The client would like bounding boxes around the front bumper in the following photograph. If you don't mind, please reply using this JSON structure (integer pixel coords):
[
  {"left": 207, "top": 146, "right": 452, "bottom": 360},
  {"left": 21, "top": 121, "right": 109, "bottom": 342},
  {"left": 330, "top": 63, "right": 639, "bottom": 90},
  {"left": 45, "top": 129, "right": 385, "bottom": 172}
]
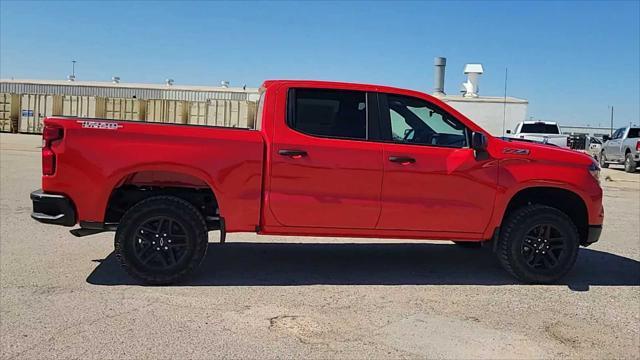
[
  {"left": 583, "top": 225, "right": 602, "bottom": 247},
  {"left": 30, "top": 189, "right": 76, "bottom": 226}
]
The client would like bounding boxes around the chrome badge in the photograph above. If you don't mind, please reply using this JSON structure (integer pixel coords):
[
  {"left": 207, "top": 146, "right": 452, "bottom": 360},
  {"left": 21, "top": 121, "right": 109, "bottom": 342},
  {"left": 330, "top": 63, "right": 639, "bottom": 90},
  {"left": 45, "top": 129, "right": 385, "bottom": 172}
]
[
  {"left": 77, "top": 120, "right": 123, "bottom": 130},
  {"left": 503, "top": 148, "right": 530, "bottom": 155}
]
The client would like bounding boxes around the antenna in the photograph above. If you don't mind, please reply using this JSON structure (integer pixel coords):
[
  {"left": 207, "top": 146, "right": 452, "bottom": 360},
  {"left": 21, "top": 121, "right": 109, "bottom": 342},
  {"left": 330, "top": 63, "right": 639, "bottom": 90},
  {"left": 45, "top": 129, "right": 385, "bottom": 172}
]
[{"left": 502, "top": 67, "right": 508, "bottom": 136}]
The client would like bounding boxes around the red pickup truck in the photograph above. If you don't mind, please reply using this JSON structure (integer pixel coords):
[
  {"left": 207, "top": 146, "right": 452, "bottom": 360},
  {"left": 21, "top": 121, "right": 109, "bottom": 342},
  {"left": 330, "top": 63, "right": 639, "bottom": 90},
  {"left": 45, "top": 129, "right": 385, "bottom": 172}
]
[{"left": 31, "top": 80, "right": 603, "bottom": 285}]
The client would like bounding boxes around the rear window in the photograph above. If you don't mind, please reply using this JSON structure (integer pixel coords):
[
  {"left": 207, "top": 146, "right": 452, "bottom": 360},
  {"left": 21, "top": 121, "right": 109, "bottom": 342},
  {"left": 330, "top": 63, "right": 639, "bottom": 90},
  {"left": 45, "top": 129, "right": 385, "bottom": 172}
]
[
  {"left": 627, "top": 128, "right": 640, "bottom": 138},
  {"left": 520, "top": 123, "right": 560, "bottom": 134}
]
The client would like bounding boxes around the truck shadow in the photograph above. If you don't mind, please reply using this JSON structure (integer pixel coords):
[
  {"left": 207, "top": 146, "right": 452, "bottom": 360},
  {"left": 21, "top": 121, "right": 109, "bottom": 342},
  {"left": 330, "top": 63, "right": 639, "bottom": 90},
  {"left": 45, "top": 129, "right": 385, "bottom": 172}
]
[{"left": 86, "top": 242, "right": 640, "bottom": 290}]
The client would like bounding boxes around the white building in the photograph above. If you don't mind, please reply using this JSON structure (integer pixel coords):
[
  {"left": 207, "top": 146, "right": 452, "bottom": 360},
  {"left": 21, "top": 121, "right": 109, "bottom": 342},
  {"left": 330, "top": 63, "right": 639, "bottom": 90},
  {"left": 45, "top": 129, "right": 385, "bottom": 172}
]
[
  {"left": 440, "top": 95, "right": 528, "bottom": 136},
  {"left": 431, "top": 57, "right": 528, "bottom": 137}
]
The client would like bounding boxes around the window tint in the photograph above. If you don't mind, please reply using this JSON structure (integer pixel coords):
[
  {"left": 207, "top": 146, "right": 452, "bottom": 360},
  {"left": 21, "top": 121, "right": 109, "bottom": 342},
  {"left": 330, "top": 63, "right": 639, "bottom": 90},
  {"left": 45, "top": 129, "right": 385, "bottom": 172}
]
[
  {"left": 520, "top": 123, "right": 560, "bottom": 134},
  {"left": 590, "top": 137, "right": 601, "bottom": 144},
  {"left": 613, "top": 128, "right": 624, "bottom": 139},
  {"left": 288, "top": 89, "right": 367, "bottom": 139},
  {"left": 385, "top": 94, "right": 467, "bottom": 148},
  {"left": 627, "top": 128, "right": 640, "bottom": 138}
]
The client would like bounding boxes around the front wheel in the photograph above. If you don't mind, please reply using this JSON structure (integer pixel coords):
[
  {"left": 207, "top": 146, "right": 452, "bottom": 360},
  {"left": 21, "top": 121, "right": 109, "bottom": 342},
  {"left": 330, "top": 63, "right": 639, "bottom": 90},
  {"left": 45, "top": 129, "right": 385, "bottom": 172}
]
[
  {"left": 599, "top": 151, "right": 609, "bottom": 168},
  {"left": 624, "top": 153, "right": 637, "bottom": 173},
  {"left": 497, "top": 204, "right": 579, "bottom": 284},
  {"left": 115, "top": 196, "right": 209, "bottom": 285}
]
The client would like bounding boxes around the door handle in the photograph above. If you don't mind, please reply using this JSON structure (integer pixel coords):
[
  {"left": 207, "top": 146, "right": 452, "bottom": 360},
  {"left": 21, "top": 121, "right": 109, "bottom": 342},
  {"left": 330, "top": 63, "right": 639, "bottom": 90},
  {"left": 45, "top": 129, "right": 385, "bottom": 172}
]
[
  {"left": 388, "top": 156, "right": 416, "bottom": 164},
  {"left": 279, "top": 149, "right": 308, "bottom": 159}
]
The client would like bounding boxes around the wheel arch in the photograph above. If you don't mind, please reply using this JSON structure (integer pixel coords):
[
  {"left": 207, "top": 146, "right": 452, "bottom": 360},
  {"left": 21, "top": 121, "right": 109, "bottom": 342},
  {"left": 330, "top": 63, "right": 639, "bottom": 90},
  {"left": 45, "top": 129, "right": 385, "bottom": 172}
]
[
  {"left": 102, "top": 164, "right": 224, "bottom": 228},
  {"left": 498, "top": 186, "right": 589, "bottom": 246}
]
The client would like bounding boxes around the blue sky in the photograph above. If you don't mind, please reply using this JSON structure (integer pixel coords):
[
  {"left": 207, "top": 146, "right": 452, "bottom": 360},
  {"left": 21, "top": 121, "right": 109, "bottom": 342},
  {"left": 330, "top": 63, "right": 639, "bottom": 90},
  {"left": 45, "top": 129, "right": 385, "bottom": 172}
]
[{"left": 1, "top": 1, "right": 638, "bottom": 127}]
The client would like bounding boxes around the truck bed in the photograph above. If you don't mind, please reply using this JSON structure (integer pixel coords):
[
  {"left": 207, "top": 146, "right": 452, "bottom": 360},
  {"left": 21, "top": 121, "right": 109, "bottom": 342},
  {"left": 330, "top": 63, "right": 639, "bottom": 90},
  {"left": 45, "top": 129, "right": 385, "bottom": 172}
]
[{"left": 42, "top": 117, "right": 265, "bottom": 232}]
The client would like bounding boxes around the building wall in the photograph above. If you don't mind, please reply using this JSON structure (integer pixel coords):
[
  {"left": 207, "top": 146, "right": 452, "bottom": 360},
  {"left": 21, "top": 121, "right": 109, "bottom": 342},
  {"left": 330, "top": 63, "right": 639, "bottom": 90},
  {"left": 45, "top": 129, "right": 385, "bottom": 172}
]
[
  {"left": 560, "top": 126, "right": 613, "bottom": 139},
  {"left": 442, "top": 99, "right": 528, "bottom": 137},
  {"left": 0, "top": 80, "right": 260, "bottom": 134}
]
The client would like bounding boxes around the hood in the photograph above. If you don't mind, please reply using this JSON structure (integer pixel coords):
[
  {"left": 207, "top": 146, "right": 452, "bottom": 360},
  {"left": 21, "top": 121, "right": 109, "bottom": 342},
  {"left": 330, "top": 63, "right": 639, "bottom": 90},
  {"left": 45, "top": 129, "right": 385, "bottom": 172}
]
[{"left": 495, "top": 137, "right": 595, "bottom": 167}]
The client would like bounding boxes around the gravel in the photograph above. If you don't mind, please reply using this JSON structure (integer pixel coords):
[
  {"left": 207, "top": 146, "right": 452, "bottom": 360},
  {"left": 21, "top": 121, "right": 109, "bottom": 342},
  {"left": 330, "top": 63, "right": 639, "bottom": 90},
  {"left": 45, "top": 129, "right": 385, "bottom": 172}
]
[{"left": 1, "top": 133, "right": 638, "bottom": 359}]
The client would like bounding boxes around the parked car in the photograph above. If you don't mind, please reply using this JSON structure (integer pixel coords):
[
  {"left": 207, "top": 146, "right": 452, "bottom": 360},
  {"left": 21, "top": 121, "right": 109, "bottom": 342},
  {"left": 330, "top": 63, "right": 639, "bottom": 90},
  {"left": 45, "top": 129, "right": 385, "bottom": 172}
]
[
  {"left": 30, "top": 80, "right": 603, "bottom": 285},
  {"left": 509, "top": 121, "right": 570, "bottom": 148},
  {"left": 600, "top": 126, "right": 640, "bottom": 173},
  {"left": 587, "top": 136, "right": 603, "bottom": 160}
]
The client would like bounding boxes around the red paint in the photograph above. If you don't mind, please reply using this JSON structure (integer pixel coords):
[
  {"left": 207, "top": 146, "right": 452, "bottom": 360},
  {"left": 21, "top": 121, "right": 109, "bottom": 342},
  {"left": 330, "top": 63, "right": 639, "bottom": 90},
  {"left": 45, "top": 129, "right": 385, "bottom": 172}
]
[{"left": 40, "top": 80, "right": 603, "bottom": 240}]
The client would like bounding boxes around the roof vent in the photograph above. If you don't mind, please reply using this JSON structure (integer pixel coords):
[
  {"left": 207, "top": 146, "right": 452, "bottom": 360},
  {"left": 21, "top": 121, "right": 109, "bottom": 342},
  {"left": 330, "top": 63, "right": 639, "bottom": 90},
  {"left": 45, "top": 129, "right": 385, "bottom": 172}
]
[
  {"left": 220, "top": 80, "right": 229, "bottom": 88},
  {"left": 461, "top": 63, "right": 484, "bottom": 98},
  {"left": 112, "top": 76, "right": 120, "bottom": 84},
  {"left": 166, "top": 79, "right": 174, "bottom": 86}
]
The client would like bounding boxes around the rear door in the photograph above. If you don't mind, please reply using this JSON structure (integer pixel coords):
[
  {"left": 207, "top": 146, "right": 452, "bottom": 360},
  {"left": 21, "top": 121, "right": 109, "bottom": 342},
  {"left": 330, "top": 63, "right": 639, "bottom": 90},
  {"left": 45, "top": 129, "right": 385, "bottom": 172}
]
[
  {"left": 376, "top": 93, "right": 498, "bottom": 233},
  {"left": 267, "top": 87, "right": 383, "bottom": 229}
]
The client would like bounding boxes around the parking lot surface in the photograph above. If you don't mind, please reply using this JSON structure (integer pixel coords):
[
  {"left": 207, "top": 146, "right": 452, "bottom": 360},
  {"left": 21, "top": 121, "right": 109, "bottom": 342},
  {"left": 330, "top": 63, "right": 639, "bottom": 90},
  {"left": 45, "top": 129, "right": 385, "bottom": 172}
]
[{"left": 1, "top": 133, "right": 639, "bottom": 359}]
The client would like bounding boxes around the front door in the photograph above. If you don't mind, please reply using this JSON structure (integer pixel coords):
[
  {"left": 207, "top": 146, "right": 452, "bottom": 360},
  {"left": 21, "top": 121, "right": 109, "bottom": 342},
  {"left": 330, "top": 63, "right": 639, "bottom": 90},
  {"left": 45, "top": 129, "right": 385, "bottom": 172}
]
[
  {"left": 268, "top": 88, "right": 383, "bottom": 229},
  {"left": 376, "top": 93, "right": 498, "bottom": 233}
]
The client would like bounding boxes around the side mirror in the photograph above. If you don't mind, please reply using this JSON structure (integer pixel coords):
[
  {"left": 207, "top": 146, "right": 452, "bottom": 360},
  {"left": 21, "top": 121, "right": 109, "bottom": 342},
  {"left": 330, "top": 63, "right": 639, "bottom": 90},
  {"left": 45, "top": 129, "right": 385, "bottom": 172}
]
[
  {"left": 506, "top": 130, "right": 512, "bottom": 134},
  {"left": 602, "top": 135, "right": 610, "bottom": 142},
  {"left": 471, "top": 132, "right": 488, "bottom": 151}
]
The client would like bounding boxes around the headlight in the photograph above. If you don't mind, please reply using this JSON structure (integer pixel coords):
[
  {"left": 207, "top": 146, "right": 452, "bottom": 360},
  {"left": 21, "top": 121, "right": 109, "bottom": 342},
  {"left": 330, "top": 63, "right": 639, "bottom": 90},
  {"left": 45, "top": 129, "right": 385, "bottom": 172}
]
[{"left": 588, "top": 161, "right": 600, "bottom": 184}]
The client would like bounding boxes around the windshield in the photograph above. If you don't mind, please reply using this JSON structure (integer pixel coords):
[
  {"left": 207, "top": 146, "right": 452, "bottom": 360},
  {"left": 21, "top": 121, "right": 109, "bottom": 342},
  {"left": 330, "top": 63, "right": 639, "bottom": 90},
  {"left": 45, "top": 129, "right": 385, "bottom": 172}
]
[{"left": 520, "top": 123, "right": 560, "bottom": 134}]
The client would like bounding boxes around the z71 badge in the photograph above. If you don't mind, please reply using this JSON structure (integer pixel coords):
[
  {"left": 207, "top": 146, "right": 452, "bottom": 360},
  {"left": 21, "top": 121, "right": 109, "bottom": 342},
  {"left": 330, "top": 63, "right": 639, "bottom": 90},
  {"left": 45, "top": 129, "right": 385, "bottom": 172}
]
[
  {"left": 77, "top": 120, "right": 122, "bottom": 130},
  {"left": 503, "top": 148, "right": 530, "bottom": 155}
]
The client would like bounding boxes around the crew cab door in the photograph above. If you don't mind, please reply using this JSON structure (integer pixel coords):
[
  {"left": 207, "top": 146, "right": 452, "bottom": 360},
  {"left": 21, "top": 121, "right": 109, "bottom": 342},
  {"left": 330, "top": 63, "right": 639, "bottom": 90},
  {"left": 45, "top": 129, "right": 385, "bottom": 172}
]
[
  {"left": 375, "top": 93, "right": 498, "bottom": 233},
  {"left": 606, "top": 127, "right": 625, "bottom": 160},
  {"left": 267, "top": 87, "right": 383, "bottom": 229}
]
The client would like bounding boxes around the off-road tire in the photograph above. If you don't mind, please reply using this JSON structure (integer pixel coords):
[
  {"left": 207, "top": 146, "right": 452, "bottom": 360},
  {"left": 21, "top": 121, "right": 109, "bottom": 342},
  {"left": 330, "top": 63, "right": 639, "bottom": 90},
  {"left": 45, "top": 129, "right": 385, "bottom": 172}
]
[
  {"left": 115, "top": 196, "right": 208, "bottom": 285},
  {"left": 624, "top": 153, "right": 637, "bottom": 173},
  {"left": 497, "top": 204, "right": 580, "bottom": 284},
  {"left": 599, "top": 151, "right": 609, "bottom": 168}
]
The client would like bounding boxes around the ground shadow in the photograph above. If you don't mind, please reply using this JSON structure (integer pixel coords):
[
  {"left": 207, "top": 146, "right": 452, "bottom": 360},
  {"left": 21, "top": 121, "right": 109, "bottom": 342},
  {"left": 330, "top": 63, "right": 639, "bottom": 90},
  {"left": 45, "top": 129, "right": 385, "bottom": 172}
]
[{"left": 86, "top": 242, "right": 640, "bottom": 289}]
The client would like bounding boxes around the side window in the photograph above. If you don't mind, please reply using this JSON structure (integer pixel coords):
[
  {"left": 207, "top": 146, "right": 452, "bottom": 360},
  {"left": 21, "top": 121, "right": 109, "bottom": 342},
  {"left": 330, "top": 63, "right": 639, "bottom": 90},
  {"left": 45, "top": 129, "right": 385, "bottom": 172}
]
[
  {"left": 384, "top": 94, "right": 468, "bottom": 148},
  {"left": 287, "top": 88, "right": 367, "bottom": 140},
  {"left": 613, "top": 128, "right": 624, "bottom": 140}
]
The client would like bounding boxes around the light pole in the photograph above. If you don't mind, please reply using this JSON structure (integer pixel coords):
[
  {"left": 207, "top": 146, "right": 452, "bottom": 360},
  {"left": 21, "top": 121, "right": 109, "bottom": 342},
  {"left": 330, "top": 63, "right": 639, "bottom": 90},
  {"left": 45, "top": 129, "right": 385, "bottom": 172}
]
[
  {"left": 609, "top": 106, "right": 614, "bottom": 136},
  {"left": 72, "top": 60, "right": 76, "bottom": 77}
]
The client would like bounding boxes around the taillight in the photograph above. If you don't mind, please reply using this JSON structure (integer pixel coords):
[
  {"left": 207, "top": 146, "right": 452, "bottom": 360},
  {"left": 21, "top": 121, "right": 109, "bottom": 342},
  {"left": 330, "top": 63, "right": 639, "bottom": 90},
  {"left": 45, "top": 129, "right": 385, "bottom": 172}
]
[
  {"left": 42, "top": 125, "right": 63, "bottom": 175},
  {"left": 42, "top": 148, "right": 55, "bottom": 175},
  {"left": 42, "top": 126, "right": 63, "bottom": 147},
  {"left": 636, "top": 140, "right": 640, "bottom": 152}
]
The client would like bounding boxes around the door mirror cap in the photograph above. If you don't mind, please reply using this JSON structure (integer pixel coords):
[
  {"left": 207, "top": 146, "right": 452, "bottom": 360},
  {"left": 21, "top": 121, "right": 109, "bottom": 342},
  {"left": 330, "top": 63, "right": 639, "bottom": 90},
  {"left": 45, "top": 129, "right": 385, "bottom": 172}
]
[
  {"left": 471, "top": 132, "right": 488, "bottom": 151},
  {"left": 602, "top": 135, "right": 611, "bottom": 142},
  {"left": 505, "top": 129, "right": 512, "bottom": 134}
]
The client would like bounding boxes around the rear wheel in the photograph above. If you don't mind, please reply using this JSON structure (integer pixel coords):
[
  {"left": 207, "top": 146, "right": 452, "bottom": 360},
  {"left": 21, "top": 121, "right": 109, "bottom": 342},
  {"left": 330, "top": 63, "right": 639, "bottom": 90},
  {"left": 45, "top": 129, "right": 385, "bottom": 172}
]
[
  {"left": 115, "top": 196, "right": 208, "bottom": 285},
  {"left": 599, "top": 151, "right": 609, "bottom": 168},
  {"left": 624, "top": 153, "right": 637, "bottom": 173},
  {"left": 497, "top": 204, "right": 579, "bottom": 284}
]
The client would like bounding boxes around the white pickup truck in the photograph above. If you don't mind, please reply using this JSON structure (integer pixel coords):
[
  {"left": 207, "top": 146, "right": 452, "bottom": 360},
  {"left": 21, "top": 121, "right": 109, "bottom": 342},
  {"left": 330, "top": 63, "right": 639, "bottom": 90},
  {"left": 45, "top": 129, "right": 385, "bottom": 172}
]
[{"left": 509, "top": 121, "right": 569, "bottom": 148}]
